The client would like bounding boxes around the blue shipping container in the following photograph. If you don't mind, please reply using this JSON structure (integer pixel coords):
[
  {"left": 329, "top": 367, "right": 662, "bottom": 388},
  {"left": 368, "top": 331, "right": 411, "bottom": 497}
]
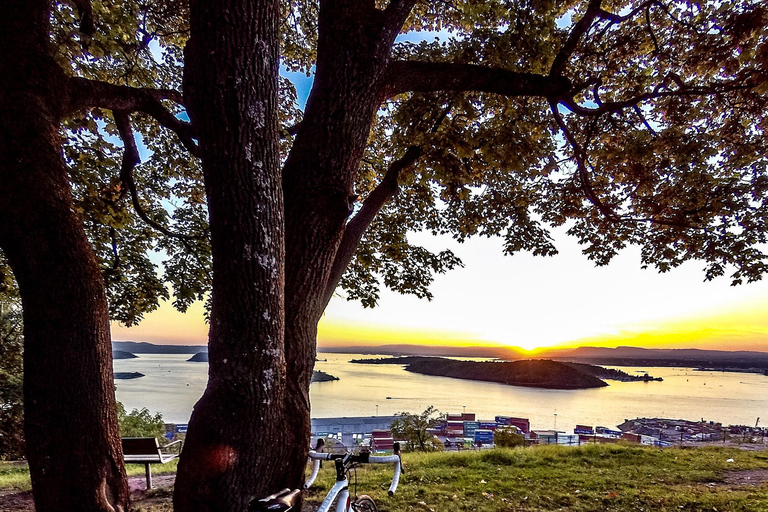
[{"left": 474, "top": 429, "right": 495, "bottom": 443}]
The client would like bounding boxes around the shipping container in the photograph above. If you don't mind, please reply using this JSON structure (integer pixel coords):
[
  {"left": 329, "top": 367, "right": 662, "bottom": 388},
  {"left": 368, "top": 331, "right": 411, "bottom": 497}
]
[
  {"left": 447, "top": 413, "right": 476, "bottom": 422},
  {"left": 494, "top": 417, "right": 531, "bottom": 433},
  {"left": 474, "top": 429, "right": 495, "bottom": 443}
]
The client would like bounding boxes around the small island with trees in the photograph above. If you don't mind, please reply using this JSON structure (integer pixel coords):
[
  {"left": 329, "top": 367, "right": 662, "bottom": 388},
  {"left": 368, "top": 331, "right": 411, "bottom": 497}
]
[
  {"left": 351, "top": 357, "right": 661, "bottom": 389},
  {"left": 112, "top": 350, "right": 138, "bottom": 359},
  {"left": 311, "top": 370, "right": 340, "bottom": 383},
  {"left": 113, "top": 372, "right": 144, "bottom": 380}
]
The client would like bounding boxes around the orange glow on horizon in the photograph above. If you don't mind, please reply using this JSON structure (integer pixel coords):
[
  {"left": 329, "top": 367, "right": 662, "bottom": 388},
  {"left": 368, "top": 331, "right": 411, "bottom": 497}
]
[
  {"left": 112, "top": 292, "right": 768, "bottom": 353},
  {"left": 316, "top": 317, "right": 498, "bottom": 348},
  {"left": 111, "top": 299, "right": 209, "bottom": 345}
]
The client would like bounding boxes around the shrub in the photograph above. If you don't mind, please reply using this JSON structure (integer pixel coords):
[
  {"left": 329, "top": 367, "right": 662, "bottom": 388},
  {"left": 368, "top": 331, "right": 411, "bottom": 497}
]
[
  {"left": 494, "top": 428, "right": 525, "bottom": 448},
  {"left": 0, "top": 309, "right": 24, "bottom": 460},
  {"left": 117, "top": 403, "right": 165, "bottom": 442}
]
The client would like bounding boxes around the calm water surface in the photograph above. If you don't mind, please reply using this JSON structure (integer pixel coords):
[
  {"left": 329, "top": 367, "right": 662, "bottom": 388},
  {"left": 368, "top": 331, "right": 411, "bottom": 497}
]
[{"left": 114, "top": 353, "right": 768, "bottom": 431}]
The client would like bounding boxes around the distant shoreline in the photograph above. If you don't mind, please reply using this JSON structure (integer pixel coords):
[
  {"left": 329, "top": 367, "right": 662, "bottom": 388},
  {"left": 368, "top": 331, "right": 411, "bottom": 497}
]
[{"left": 112, "top": 341, "right": 768, "bottom": 377}]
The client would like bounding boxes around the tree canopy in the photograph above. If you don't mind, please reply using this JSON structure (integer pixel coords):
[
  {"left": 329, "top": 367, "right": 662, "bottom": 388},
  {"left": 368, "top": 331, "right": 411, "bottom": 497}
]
[
  {"left": 391, "top": 406, "right": 446, "bottom": 452},
  {"left": 5, "top": 0, "right": 763, "bottom": 321}
]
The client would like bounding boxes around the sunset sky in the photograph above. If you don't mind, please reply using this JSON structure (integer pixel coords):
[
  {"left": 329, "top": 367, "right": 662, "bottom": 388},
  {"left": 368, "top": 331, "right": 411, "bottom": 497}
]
[{"left": 111, "top": 224, "right": 768, "bottom": 352}]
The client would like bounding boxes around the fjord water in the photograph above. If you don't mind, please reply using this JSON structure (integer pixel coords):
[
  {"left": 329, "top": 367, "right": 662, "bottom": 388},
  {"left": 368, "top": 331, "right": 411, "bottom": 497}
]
[{"left": 113, "top": 353, "right": 768, "bottom": 431}]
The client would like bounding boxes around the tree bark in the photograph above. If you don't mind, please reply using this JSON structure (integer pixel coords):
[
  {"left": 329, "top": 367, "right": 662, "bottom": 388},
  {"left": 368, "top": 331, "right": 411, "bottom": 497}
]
[
  {"left": 279, "top": 2, "right": 406, "bottom": 488},
  {"left": 0, "top": 1, "right": 129, "bottom": 511},
  {"left": 173, "top": 0, "right": 287, "bottom": 510}
]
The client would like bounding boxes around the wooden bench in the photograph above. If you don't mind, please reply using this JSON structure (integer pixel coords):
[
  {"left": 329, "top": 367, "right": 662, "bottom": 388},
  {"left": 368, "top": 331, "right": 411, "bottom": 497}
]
[{"left": 122, "top": 437, "right": 183, "bottom": 489}]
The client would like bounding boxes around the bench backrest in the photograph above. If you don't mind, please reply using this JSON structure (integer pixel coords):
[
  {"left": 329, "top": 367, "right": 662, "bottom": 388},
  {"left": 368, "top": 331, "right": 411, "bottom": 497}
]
[{"left": 122, "top": 437, "right": 161, "bottom": 456}]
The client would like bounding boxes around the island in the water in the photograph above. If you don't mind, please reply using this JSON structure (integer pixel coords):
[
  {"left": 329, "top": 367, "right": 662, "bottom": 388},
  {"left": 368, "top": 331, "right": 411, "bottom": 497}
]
[
  {"left": 187, "top": 352, "right": 339, "bottom": 382},
  {"left": 188, "top": 352, "right": 209, "bottom": 362},
  {"left": 113, "top": 350, "right": 138, "bottom": 359},
  {"left": 113, "top": 341, "right": 207, "bottom": 354},
  {"left": 351, "top": 357, "right": 661, "bottom": 389},
  {"left": 114, "top": 372, "right": 144, "bottom": 379},
  {"left": 311, "top": 370, "right": 339, "bottom": 382}
]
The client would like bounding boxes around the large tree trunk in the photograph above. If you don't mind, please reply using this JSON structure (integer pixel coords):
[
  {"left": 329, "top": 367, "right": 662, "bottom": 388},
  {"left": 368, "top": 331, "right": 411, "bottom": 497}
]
[
  {"left": 279, "top": 3, "right": 404, "bottom": 483},
  {"left": 173, "top": 0, "right": 287, "bottom": 510},
  {"left": 0, "top": 2, "right": 129, "bottom": 511}
]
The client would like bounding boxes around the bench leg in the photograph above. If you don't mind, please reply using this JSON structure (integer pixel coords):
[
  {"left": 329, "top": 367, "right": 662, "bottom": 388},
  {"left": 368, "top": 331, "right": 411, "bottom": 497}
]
[{"left": 145, "top": 463, "right": 153, "bottom": 490}]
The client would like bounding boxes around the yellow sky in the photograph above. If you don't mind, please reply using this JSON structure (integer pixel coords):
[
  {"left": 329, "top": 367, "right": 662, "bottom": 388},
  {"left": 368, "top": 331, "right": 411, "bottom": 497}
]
[
  {"left": 110, "top": 294, "right": 768, "bottom": 352},
  {"left": 111, "top": 228, "right": 768, "bottom": 353}
]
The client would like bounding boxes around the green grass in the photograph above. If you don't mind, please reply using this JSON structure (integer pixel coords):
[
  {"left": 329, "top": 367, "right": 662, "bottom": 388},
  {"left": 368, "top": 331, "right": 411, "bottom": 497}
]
[
  {"left": 304, "top": 444, "right": 768, "bottom": 511},
  {"left": 0, "top": 461, "right": 32, "bottom": 492},
  {"left": 0, "top": 459, "right": 179, "bottom": 493},
  {"left": 3, "top": 445, "right": 768, "bottom": 511}
]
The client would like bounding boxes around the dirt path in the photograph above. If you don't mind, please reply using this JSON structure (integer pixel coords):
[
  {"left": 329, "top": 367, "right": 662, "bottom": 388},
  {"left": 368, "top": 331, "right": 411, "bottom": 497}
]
[
  {"left": 721, "top": 469, "right": 768, "bottom": 488},
  {"left": 0, "top": 474, "right": 177, "bottom": 511}
]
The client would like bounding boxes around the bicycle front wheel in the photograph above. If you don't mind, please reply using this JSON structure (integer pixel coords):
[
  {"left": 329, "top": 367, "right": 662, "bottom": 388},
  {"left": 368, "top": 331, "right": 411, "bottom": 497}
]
[{"left": 351, "top": 495, "right": 377, "bottom": 512}]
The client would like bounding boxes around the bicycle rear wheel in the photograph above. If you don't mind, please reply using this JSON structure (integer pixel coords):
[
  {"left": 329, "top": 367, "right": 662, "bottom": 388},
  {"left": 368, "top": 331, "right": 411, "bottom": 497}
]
[{"left": 351, "top": 495, "right": 377, "bottom": 512}]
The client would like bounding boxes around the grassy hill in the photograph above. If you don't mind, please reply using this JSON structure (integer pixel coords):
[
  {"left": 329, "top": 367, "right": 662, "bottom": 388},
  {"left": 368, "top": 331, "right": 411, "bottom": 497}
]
[
  {"left": 3, "top": 445, "right": 768, "bottom": 511},
  {"left": 304, "top": 444, "right": 768, "bottom": 512}
]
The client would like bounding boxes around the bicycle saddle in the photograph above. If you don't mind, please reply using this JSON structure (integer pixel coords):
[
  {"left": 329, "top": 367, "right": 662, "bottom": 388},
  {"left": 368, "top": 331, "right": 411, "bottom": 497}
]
[{"left": 248, "top": 488, "right": 301, "bottom": 512}]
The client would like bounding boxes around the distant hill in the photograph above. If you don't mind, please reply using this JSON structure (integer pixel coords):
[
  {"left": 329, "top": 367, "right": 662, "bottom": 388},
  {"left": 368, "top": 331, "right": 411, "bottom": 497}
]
[
  {"left": 319, "top": 344, "right": 525, "bottom": 359},
  {"left": 113, "top": 350, "right": 137, "bottom": 359},
  {"left": 322, "top": 343, "right": 768, "bottom": 372},
  {"left": 113, "top": 341, "right": 207, "bottom": 354},
  {"left": 543, "top": 346, "right": 768, "bottom": 372}
]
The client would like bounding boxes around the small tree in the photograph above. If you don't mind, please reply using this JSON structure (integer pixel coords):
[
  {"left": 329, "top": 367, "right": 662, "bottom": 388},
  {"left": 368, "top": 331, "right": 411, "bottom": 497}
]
[
  {"left": 0, "top": 308, "right": 23, "bottom": 460},
  {"left": 494, "top": 428, "right": 525, "bottom": 448},
  {"left": 390, "top": 406, "right": 445, "bottom": 452},
  {"left": 117, "top": 403, "right": 165, "bottom": 441}
]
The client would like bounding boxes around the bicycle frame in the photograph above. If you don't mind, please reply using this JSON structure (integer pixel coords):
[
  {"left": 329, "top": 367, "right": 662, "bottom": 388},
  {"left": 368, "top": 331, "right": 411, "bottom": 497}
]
[{"left": 305, "top": 451, "right": 401, "bottom": 512}]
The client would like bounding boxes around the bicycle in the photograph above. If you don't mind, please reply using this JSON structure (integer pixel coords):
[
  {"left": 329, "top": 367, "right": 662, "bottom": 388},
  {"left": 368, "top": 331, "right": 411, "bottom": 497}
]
[{"left": 250, "top": 443, "right": 402, "bottom": 512}]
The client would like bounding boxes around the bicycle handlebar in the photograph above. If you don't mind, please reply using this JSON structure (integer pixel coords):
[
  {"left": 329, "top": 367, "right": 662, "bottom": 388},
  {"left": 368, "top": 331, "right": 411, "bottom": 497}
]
[
  {"left": 371, "top": 455, "right": 401, "bottom": 495},
  {"left": 304, "top": 451, "right": 401, "bottom": 495},
  {"left": 303, "top": 458, "right": 321, "bottom": 488}
]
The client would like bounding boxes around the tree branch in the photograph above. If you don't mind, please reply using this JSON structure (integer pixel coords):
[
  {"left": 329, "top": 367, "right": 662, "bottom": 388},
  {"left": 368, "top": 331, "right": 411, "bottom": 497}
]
[
  {"left": 281, "top": 121, "right": 302, "bottom": 138},
  {"left": 549, "top": 102, "right": 703, "bottom": 230},
  {"left": 560, "top": 73, "right": 760, "bottom": 118},
  {"left": 382, "top": 0, "right": 418, "bottom": 37},
  {"left": 632, "top": 104, "right": 658, "bottom": 136},
  {"left": 383, "top": 61, "right": 571, "bottom": 100},
  {"left": 70, "top": 0, "right": 95, "bottom": 36},
  {"left": 321, "top": 145, "right": 423, "bottom": 309},
  {"left": 68, "top": 77, "right": 200, "bottom": 157},
  {"left": 113, "top": 111, "right": 200, "bottom": 243},
  {"left": 548, "top": 100, "right": 620, "bottom": 222},
  {"left": 550, "top": 0, "right": 603, "bottom": 77},
  {"left": 68, "top": 76, "right": 183, "bottom": 110},
  {"left": 645, "top": 5, "right": 663, "bottom": 56},
  {"left": 105, "top": 227, "right": 120, "bottom": 275},
  {"left": 595, "top": 1, "right": 655, "bottom": 25}
]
